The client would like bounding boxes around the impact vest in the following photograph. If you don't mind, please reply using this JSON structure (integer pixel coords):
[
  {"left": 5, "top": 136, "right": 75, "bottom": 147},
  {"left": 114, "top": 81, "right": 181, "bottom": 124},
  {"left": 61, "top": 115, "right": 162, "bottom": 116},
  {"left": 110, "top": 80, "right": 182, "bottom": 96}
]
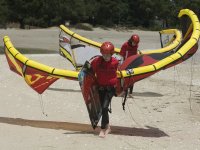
[
  {"left": 119, "top": 42, "right": 138, "bottom": 60},
  {"left": 91, "top": 56, "right": 118, "bottom": 87}
]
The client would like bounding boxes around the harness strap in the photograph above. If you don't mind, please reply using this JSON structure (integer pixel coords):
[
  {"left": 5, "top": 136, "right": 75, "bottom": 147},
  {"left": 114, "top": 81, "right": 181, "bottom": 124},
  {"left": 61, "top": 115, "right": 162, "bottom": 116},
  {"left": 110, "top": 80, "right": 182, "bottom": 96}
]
[
  {"left": 108, "top": 102, "right": 112, "bottom": 113},
  {"left": 122, "top": 89, "right": 128, "bottom": 111}
]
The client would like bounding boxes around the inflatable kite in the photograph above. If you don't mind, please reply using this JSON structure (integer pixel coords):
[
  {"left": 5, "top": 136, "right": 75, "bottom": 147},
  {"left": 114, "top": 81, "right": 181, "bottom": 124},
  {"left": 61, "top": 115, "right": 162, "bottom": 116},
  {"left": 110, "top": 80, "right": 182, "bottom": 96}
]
[{"left": 3, "top": 9, "right": 200, "bottom": 96}]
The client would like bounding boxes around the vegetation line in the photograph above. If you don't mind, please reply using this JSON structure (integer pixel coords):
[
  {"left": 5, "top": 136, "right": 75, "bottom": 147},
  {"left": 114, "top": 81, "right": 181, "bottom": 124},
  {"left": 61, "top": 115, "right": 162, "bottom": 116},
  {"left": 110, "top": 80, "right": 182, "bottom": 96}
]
[{"left": 0, "top": 46, "right": 58, "bottom": 54}]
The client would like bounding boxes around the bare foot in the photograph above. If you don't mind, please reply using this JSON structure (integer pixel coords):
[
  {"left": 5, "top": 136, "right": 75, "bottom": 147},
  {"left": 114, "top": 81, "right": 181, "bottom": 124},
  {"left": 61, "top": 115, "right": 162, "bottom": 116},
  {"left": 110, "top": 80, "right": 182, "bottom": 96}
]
[
  {"left": 99, "top": 129, "right": 105, "bottom": 138},
  {"left": 104, "top": 126, "right": 111, "bottom": 136}
]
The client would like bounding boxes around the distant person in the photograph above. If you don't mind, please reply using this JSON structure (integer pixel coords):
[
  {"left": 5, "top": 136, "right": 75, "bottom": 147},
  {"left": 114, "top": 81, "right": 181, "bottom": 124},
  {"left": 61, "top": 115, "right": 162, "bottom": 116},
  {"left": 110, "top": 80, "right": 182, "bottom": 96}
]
[
  {"left": 91, "top": 41, "right": 119, "bottom": 138},
  {"left": 119, "top": 34, "right": 140, "bottom": 94}
]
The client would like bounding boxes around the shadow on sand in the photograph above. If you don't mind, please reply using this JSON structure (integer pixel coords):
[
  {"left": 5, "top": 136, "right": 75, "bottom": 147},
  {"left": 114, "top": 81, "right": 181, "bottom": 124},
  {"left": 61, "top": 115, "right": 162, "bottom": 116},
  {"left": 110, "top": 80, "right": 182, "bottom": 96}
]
[
  {"left": 0, "top": 117, "right": 168, "bottom": 137},
  {"left": 47, "top": 87, "right": 81, "bottom": 93},
  {"left": 47, "top": 87, "right": 163, "bottom": 97}
]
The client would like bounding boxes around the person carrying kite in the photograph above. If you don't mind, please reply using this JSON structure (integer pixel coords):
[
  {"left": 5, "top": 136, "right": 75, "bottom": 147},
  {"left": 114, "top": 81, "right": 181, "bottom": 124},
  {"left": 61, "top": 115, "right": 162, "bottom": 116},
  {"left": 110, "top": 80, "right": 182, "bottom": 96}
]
[
  {"left": 91, "top": 41, "right": 119, "bottom": 138},
  {"left": 119, "top": 34, "right": 140, "bottom": 94}
]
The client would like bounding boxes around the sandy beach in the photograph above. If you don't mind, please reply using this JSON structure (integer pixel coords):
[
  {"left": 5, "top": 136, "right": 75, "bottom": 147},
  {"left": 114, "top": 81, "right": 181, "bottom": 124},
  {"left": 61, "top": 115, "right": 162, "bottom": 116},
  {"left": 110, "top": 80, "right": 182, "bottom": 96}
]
[{"left": 0, "top": 27, "right": 200, "bottom": 150}]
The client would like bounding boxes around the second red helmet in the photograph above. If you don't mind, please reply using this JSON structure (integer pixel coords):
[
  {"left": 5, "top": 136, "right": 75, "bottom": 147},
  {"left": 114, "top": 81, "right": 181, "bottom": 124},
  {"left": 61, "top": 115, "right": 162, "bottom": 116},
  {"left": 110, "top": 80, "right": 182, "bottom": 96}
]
[
  {"left": 100, "top": 42, "right": 115, "bottom": 55},
  {"left": 130, "top": 34, "right": 140, "bottom": 44}
]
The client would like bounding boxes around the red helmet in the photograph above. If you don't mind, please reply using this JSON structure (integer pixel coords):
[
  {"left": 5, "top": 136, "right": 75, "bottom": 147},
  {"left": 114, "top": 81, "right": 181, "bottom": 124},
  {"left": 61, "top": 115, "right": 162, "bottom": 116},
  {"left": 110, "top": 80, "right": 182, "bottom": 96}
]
[
  {"left": 100, "top": 42, "right": 114, "bottom": 55},
  {"left": 130, "top": 34, "right": 140, "bottom": 44}
]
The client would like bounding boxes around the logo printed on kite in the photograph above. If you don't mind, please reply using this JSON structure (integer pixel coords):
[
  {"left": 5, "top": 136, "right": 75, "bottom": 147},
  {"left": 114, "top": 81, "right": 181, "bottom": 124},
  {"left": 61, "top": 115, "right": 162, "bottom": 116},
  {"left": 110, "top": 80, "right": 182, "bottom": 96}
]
[{"left": 126, "top": 69, "right": 134, "bottom": 75}]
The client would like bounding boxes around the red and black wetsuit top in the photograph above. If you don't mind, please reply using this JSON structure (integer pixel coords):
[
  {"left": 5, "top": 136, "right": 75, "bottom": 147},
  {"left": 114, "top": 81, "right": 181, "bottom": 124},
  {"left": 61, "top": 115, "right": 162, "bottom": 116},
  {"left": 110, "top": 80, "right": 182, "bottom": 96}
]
[
  {"left": 119, "top": 42, "right": 138, "bottom": 60},
  {"left": 91, "top": 56, "right": 119, "bottom": 87}
]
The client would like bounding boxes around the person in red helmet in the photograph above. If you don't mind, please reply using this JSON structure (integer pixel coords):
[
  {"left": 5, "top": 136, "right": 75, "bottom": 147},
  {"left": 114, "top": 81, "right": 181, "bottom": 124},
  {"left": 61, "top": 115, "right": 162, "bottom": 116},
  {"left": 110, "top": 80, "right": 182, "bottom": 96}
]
[
  {"left": 120, "top": 34, "right": 140, "bottom": 60},
  {"left": 119, "top": 34, "right": 140, "bottom": 94},
  {"left": 90, "top": 41, "right": 119, "bottom": 138}
]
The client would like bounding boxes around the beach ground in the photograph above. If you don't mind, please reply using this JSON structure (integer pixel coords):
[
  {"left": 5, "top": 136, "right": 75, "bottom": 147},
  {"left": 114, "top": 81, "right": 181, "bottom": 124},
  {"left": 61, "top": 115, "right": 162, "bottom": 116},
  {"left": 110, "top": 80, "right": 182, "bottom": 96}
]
[{"left": 0, "top": 27, "right": 200, "bottom": 150}]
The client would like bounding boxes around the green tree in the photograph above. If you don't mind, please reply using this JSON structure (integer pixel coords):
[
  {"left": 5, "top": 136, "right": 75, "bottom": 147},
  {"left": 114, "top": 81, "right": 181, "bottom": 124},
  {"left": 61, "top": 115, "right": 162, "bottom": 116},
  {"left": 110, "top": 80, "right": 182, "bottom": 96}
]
[
  {"left": 5, "top": 0, "right": 31, "bottom": 28},
  {"left": 0, "top": 0, "right": 8, "bottom": 28},
  {"left": 153, "top": 0, "right": 175, "bottom": 28},
  {"left": 1, "top": 0, "right": 199, "bottom": 29}
]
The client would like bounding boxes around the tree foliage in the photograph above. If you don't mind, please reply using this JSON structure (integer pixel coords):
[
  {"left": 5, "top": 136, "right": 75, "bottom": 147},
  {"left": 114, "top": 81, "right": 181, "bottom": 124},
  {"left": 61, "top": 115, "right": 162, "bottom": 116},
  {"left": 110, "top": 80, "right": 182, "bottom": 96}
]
[{"left": 0, "top": 0, "right": 199, "bottom": 29}]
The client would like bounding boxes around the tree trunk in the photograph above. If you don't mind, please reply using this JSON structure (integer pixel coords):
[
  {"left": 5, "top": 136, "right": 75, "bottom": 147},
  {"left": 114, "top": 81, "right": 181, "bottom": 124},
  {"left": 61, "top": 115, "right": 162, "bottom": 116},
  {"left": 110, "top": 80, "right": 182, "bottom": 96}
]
[{"left": 19, "top": 19, "right": 25, "bottom": 29}]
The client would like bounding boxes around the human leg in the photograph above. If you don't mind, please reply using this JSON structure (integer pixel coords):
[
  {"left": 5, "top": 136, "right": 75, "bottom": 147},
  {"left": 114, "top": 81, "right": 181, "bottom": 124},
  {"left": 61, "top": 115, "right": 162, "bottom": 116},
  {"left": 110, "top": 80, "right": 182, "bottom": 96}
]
[
  {"left": 98, "top": 88, "right": 114, "bottom": 137},
  {"left": 129, "top": 85, "right": 134, "bottom": 94},
  {"left": 104, "top": 124, "right": 111, "bottom": 136},
  {"left": 101, "top": 93, "right": 110, "bottom": 129}
]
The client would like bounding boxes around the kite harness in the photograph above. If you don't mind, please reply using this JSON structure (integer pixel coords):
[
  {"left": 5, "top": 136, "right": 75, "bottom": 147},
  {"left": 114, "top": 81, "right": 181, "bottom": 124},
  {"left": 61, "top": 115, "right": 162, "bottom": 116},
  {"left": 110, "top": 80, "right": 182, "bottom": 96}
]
[{"left": 122, "top": 89, "right": 128, "bottom": 111}]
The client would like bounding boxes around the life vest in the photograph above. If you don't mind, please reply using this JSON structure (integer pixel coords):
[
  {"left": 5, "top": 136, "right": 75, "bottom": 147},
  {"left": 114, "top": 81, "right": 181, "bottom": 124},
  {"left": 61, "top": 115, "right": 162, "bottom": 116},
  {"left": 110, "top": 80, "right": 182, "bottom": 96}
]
[
  {"left": 119, "top": 42, "right": 138, "bottom": 60},
  {"left": 91, "top": 56, "right": 118, "bottom": 87}
]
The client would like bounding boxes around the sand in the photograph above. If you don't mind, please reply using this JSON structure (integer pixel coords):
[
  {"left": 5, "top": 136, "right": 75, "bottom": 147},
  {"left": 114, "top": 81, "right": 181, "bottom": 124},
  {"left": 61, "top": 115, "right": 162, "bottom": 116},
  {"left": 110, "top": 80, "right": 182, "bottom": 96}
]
[{"left": 0, "top": 27, "right": 200, "bottom": 150}]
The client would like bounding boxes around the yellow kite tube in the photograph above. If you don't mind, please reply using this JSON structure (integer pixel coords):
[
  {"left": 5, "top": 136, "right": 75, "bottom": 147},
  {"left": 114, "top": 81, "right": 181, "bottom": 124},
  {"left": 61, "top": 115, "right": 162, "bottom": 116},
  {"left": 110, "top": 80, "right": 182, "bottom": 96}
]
[
  {"left": 120, "top": 9, "right": 200, "bottom": 78},
  {"left": 3, "top": 36, "right": 79, "bottom": 80},
  {"left": 141, "top": 29, "right": 182, "bottom": 54},
  {"left": 60, "top": 26, "right": 181, "bottom": 54},
  {"left": 3, "top": 9, "right": 199, "bottom": 80}
]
